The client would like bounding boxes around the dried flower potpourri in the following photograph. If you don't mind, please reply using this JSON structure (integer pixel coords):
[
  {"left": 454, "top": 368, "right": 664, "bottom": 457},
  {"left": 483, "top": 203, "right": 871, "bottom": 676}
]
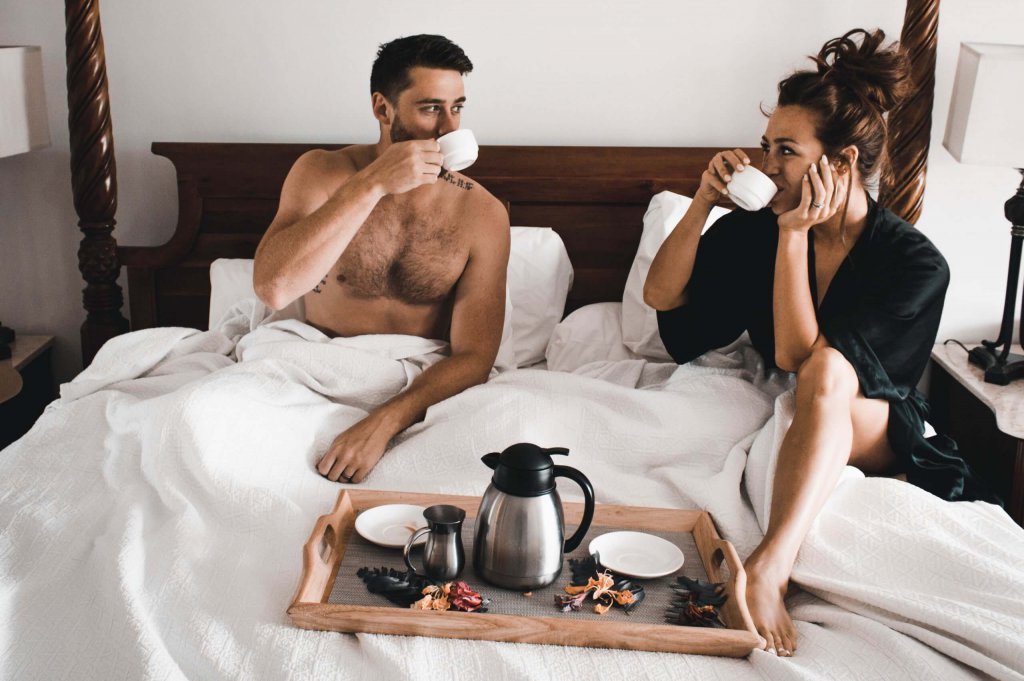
[
  {"left": 665, "top": 575, "right": 728, "bottom": 628},
  {"left": 573, "top": 554, "right": 646, "bottom": 614},
  {"left": 356, "top": 566, "right": 434, "bottom": 607},
  {"left": 413, "top": 581, "right": 485, "bottom": 612},
  {"left": 356, "top": 567, "right": 488, "bottom": 612},
  {"left": 554, "top": 555, "right": 645, "bottom": 615}
]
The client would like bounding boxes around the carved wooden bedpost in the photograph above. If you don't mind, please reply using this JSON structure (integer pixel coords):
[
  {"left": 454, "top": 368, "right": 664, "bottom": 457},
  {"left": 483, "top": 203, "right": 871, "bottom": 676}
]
[
  {"left": 65, "top": 0, "right": 129, "bottom": 366},
  {"left": 880, "top": 0, "right": 940, "bottom": 224}
]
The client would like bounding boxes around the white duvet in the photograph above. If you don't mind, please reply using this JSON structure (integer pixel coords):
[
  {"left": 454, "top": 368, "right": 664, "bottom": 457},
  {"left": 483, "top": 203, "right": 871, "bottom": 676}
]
[{"left": 1, "top": 302, "right": 1022, "bottom": 681}]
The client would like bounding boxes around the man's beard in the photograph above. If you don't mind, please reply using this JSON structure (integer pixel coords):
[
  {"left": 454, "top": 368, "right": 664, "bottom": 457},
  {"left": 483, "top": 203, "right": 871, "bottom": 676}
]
[{"left": 389, "top": 113, "right": 418, "bottom": 143}]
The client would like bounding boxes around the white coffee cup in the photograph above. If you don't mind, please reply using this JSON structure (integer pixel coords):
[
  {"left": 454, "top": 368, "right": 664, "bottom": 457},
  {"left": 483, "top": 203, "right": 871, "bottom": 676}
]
[
  {"left": 726, "top": 166, "right": 778, "bottom": 211},
  {"left": 437, "top": 129, "right": 478, "bottom": 172}
]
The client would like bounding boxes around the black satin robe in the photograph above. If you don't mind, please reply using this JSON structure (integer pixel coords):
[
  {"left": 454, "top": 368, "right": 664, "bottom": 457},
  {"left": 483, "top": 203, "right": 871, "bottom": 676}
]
[{"left": 657, "top": 200, "right": 997, "bottom": 503}]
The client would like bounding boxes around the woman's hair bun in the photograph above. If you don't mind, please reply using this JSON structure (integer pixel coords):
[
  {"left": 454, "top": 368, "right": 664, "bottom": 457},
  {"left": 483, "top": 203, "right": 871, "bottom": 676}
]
[{"left": 814, "top": 28, "right": 913, "bottom": 114}]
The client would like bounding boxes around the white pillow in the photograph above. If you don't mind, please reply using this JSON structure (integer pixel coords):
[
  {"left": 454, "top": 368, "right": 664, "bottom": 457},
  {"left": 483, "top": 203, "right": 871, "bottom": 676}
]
[
  {"left": 209, "top": 258, "right": 257, "bottom": 329},
  {"left": 207, "top": 258, "right": 304, "bottom": 326},
  {"left": 508, "top": 227, "right": 574, "bottom": 367},
  {"left": 621, "top": 191, "right": 731, "bottom": 360},
  {"left": 495, "top": 288, "right": 516, "bottom": 371},
  {"left": 545, "top": 302, "right": 636, "bottom": 373}
]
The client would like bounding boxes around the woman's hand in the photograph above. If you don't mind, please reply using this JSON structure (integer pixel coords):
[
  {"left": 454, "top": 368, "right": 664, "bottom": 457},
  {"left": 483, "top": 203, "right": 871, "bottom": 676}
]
[
  {"left": 778, "top": 155, "right": 848, "bottom": 233},
  {"left": 697, "top": 149, "right": 752, "bottom": 204}
]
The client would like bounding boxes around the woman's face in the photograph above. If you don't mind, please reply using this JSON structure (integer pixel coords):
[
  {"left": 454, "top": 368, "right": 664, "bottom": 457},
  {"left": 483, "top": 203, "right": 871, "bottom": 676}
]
[{"left": 760, "top": 105, "right": 829, "bottom": 215}]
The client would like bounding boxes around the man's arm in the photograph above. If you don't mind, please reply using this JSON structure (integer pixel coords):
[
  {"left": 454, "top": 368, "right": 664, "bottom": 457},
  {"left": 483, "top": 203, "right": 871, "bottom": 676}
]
[
  {"left": 317, "top": 199, "right": 511, "bottom": 483},
  {"left": 253, "top": 142, "right": 444, "bottom": 310}
]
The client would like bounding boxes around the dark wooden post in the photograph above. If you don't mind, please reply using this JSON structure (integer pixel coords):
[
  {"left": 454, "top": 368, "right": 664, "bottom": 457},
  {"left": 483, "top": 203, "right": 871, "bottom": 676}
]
[
  {"left": 65, "top": 0, "right": 129, "bottom": 366},
  {"left": 880, "top": 0, "right": 940, "bottom": 225}
]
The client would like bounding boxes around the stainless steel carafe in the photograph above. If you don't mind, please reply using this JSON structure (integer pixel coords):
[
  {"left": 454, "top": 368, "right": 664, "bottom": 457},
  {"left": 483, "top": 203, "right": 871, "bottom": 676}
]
[{"left": 473, "top": 443, "right": 595, "bottom": 590}]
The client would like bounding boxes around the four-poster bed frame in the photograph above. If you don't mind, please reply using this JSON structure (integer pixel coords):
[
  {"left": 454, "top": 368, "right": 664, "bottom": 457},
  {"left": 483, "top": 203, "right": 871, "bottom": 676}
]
[{"left": 62, "top": 0, "right": 940, "bottom": 365}]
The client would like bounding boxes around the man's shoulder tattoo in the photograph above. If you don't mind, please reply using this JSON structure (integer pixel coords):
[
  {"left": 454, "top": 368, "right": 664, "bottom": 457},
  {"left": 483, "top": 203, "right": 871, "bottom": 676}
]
[{"left": 439, "top": 170, "right": 474, "bottom": 191}]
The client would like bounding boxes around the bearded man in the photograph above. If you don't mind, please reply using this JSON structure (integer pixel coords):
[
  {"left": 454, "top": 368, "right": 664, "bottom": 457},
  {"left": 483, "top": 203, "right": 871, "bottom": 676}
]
[{"left": 254, "top": 35, "right": 510, "bottom": 483}]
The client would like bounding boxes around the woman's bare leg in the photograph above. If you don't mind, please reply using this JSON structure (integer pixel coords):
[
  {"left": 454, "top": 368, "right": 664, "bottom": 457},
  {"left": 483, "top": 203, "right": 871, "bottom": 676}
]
[{"left": 745, "top": 345, "right": 893, "bottom": 656}]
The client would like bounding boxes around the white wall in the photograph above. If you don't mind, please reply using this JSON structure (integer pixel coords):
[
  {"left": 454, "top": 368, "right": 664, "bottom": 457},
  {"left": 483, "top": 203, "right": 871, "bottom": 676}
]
[{"left": 2, "top": 1, "right": 1022, "bottom": 382}]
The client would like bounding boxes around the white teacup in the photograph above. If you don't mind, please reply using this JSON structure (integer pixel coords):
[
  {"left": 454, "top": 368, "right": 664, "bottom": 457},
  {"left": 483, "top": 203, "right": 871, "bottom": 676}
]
[
  {"left": 726, "top": 166, "right": 778, "bottom": 212},
  {"left": 437, "top": 129, "right": 478, "bottom": 172}
]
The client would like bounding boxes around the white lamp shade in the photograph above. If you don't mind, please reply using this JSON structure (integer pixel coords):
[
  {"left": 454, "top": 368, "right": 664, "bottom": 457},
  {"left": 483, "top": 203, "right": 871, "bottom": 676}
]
[
  {"left": 0, "top": 46, "right": 50, "bottom": 158},
  {"left": 943, "top": 43, "right": 1024, "bottom": 167}
]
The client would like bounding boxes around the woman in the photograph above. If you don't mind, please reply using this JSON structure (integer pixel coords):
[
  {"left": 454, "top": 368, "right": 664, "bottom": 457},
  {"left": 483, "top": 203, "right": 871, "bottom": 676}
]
[{"left": 645, "top": 29, "right": 995, "bottom": 657}]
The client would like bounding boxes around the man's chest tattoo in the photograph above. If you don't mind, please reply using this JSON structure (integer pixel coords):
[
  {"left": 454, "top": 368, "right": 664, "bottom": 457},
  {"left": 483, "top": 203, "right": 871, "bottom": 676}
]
[
  {"left": 440, "top": 170, "right": 474, "bottom": 191},
  {"left": 312, "top": 275, "right": 327, "bottom": 293}
]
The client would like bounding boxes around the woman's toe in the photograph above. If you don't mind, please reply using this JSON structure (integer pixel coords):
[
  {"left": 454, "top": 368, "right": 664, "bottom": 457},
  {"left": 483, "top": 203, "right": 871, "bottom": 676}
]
[
  {"left": 785, "top": 629, "right": 798, "bottom": 655},
  {"left": 759, "top": 629, "right": 776, "bottom": 654}
]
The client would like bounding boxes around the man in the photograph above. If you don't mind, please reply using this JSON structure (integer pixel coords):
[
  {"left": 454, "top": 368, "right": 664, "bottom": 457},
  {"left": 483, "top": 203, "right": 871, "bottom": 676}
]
[{"left": 253, "top": 35, "right": 510, "bottom": 484}]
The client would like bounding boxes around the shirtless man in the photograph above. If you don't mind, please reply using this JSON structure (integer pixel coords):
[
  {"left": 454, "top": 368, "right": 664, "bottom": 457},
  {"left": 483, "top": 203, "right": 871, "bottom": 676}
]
[{"left": 253, "top": 35, "right": 510, "bottom": 484}]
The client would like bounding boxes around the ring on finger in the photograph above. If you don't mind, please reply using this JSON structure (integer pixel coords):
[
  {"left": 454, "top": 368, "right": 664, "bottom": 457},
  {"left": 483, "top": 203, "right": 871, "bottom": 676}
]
[
  {"left": 340, "top": 472, "right": 354, "bottom": 482},
  {"left": 811, "top": 201, "right": 823, "bottom": 208}
]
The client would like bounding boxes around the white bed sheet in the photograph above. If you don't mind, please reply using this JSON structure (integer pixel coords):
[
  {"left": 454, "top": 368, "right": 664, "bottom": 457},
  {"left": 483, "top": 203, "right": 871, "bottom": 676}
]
[{"left": 1, "top": 301, "right": 1022, "bottom": 681}]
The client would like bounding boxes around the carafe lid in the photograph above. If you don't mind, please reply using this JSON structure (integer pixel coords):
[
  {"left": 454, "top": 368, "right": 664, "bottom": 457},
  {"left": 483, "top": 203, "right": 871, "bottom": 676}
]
[{"left": 487, "top": 442, "right": 569, "bottom": 496}]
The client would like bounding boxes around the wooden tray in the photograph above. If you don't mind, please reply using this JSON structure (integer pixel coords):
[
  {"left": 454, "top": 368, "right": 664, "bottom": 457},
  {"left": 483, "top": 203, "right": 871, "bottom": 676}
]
[{"left": 288, "top": 489, "right": 759, "bottom": 657}]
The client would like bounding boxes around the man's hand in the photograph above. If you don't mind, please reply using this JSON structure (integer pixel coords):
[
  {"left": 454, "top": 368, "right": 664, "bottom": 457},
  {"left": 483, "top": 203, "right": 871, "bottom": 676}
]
[
  {"left": 364, "top": 140, "right": 445, "bottom": 196},
  {"left": 317, "top": 410, "right": 399, "bottom": 483}
]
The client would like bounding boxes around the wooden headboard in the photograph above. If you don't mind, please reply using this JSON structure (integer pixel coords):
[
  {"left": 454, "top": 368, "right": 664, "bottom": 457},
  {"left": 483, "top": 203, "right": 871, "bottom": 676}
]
[{"left": 63, "top": 0, "right": 940, "bottom": 365}]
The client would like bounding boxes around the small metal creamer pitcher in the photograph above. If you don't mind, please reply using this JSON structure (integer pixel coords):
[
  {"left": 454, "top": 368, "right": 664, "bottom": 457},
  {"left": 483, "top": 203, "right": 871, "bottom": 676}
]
[{"left": 403, "top": 504, "right": 466, "bottom": 581}]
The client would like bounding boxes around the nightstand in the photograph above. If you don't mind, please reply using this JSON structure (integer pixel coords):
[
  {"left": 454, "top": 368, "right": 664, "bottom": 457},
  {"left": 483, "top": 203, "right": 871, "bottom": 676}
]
[
  {"left": 0, "top": 335, "right": 56, "bottom": 450},
  {"left": 928, "top": 343, "right": 1024, "bottom": 526}
]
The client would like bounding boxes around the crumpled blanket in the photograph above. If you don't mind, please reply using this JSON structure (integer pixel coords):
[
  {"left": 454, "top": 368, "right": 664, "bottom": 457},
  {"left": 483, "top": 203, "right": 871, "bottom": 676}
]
[{"left": 1, "top": 302, "right": 1021, "bottom": 681}]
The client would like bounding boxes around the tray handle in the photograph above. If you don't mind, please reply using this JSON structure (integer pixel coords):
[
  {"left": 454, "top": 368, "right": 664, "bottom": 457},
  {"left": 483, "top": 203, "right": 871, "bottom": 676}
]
[
  {"left": 291, "top": 494, "right": 351, "bottom": 607},
  {"left": 706, "top": 536, "right": 740, "bottom": 581},
  {"left": 708, "top": 537, "right": 757, "bottom": 639}
]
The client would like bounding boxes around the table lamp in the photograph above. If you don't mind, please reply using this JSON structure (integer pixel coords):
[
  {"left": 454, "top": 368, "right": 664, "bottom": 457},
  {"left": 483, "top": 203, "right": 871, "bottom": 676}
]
[
  {"left": 0, "top": 45, "right": 50, "bottom": 365},
  {"left": 943, "top": 42, "right": 1024, "bottom": 385}
]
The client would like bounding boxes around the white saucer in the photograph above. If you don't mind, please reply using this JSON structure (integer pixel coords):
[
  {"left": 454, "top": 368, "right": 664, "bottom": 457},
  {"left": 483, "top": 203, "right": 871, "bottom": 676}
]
[
  {"left": 354, "top": 504, "right": 428, "bottom": 548},
  {"left": 588, "top": 531, "right": 684, "bottom": 579}
]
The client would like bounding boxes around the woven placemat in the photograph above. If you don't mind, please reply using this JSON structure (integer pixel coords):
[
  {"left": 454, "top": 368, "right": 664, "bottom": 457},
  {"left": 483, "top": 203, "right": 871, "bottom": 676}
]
[{"left": 328, "top": 514, "right": 712, "bottom": 626}]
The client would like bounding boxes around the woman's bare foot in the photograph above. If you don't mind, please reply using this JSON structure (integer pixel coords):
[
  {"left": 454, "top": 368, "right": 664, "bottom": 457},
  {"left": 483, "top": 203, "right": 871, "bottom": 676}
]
[{"left": 744, "top": 552, "right": 798, "bottom": 656}]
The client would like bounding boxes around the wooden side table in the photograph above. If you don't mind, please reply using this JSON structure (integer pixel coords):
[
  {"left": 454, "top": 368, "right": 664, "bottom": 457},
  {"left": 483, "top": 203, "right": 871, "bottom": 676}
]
[
  {"left": 0, "top": 335, "right": 56, "bottom": 450},
  {"left": 928, "top": 344, "right": 1024, "bottom": 526}
]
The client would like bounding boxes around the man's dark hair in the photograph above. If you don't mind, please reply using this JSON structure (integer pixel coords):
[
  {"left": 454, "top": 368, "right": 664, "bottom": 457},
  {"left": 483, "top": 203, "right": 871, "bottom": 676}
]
[{"left": 370, "top": 34, "right": 473, "bottom": 103}]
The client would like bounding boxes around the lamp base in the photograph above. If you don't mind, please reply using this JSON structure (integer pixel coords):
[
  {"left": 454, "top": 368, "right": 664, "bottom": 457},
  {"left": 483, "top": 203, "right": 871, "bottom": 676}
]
[
  {"left": 0, "top": 323, "right": 13, "bottom": 361},
  {"left": 968, "top": 345, "right": 1024, "bottom": 385}
]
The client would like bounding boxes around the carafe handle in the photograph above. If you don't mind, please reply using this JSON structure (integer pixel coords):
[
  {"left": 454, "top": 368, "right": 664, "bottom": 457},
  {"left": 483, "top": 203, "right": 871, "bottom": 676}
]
[
  {"left": 554, "top": 465, "right": 595, "bottom": 553},
  {"left": 403, "top": 527, "right": 431, "bottom": 576}
]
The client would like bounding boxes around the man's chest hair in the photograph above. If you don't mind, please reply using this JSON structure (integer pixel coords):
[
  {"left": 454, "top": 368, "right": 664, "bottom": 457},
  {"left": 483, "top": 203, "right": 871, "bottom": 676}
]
[{"left": 334, "top": 199, "right": 466, "bottom": 304}]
